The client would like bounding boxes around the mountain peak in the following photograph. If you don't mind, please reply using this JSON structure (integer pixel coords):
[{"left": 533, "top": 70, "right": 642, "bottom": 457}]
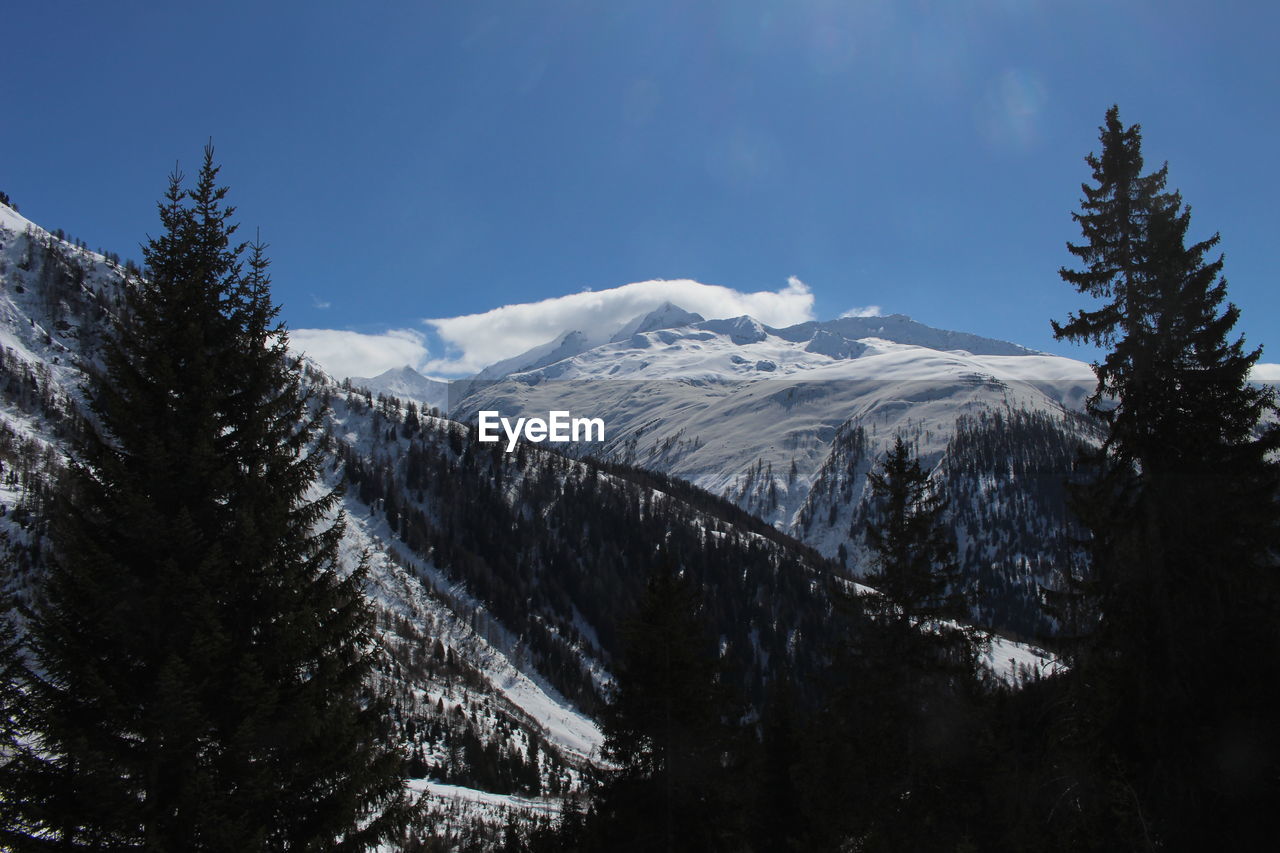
[
  {"left": 610, "top": 302, "right": 705, "bottom": 343},
  {"left": 474, "top": 328, "right": 594, "bottom": 381},
  {"left": 374, "top": 364, "right": 428, "bottom": 381},
  {"left": 349, "top": 364, "right": 449, "bottom": 411},
  {"left": 696, "top": 315, "right": 768, "bottom": 345}
]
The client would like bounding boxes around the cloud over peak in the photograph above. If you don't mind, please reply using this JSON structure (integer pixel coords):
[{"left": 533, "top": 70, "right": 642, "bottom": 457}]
[
  {"left": 423, "top": 277, "right": 816, "bottom": 375},
  {"left": 289, "top": 278, "right": 817, "bottom": 380},
  {"left": 289, "top": 328, "right": 428, "bottom": 382}
]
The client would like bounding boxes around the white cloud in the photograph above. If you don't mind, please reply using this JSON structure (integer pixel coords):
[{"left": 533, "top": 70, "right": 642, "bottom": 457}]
[
  {"left": 1252, "top": 363, "right": 1280, "bottom": 382},
  {"left": 423, "top": 277, "right": 815, "bottom": 375},
  {"left": 289, "top": 328, "right": 428, "bottom": 380},
  {"left": 840, "top": 305, "right": 882, "bottom": 318}
]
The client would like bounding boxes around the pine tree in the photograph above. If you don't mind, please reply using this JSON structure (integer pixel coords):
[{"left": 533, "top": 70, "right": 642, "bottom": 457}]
[
  {"left": 1053, "top": 107, "right": 1170, "bottom": 357},
  {"left": 862, "top": 436, "right": 969, "bottom": 638},
  {"left": 1, "top": 146, "right": 403, "bottom": 850},
  {"left": 802, "top": 436, "right": 986, "bottom": 849},
  {"left": 1050, "top": 107, "right": 1280, "bottom": 849},
  {"left": 581, "top": 561, "right": 743, "bottom": 852}
]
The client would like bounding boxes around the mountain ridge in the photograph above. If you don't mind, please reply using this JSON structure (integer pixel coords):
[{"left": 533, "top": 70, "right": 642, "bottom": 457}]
[
  {"left": 469, "top": 303, "right": 1046, "bottom": 386},
  {"left": 449, "top": 298, "right": 1099, "bottom": 638}
]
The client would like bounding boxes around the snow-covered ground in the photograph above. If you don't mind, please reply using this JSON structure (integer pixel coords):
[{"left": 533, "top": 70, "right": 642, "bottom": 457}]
[
  {"left": 986, "top": 633, "right": 1064, "bottom": 684},
  {"left": 408, "top": 779, "right": 562, "bottom": 817}
]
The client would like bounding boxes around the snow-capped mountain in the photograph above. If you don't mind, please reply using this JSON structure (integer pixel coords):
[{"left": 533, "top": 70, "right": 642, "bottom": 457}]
[
  {"left": 442, "top": 301, "right": 711, "bottom": 407},
  {"left": 348, "top": 364, "right": 450, "bottom": 414},
  {"left": 453, "top": 306, "right": 1101, "bottom": 636}
]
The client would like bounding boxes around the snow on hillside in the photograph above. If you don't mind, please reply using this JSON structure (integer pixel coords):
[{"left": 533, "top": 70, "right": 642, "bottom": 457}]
[
  {"left": 0, "top": 202, "right": 116, "bottom": 385},
  {"left": 408, "top": 779, "right": 562, "bottom": 817},
  {"left": 986, "top": 633, "right": 1063, "bottom": 684},
  {"left": 339, "top": 495, "right": 604, "bottom": 762}
]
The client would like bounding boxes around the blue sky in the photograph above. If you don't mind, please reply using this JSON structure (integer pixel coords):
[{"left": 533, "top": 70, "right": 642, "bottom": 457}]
[{"left": 3, "top": 1, "right": 1277, "bottom": 377}]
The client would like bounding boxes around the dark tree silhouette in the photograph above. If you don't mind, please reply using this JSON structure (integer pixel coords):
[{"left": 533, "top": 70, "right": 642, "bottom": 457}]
[
  {"left": 1, "top": 147, "right": 404, "bottom": 851},
  {"left": 579, "top": 560, "right": 744, "bottom": 852},
  {"left": 1050, "top": 106, "right": 1280, "bottom": 850}
]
